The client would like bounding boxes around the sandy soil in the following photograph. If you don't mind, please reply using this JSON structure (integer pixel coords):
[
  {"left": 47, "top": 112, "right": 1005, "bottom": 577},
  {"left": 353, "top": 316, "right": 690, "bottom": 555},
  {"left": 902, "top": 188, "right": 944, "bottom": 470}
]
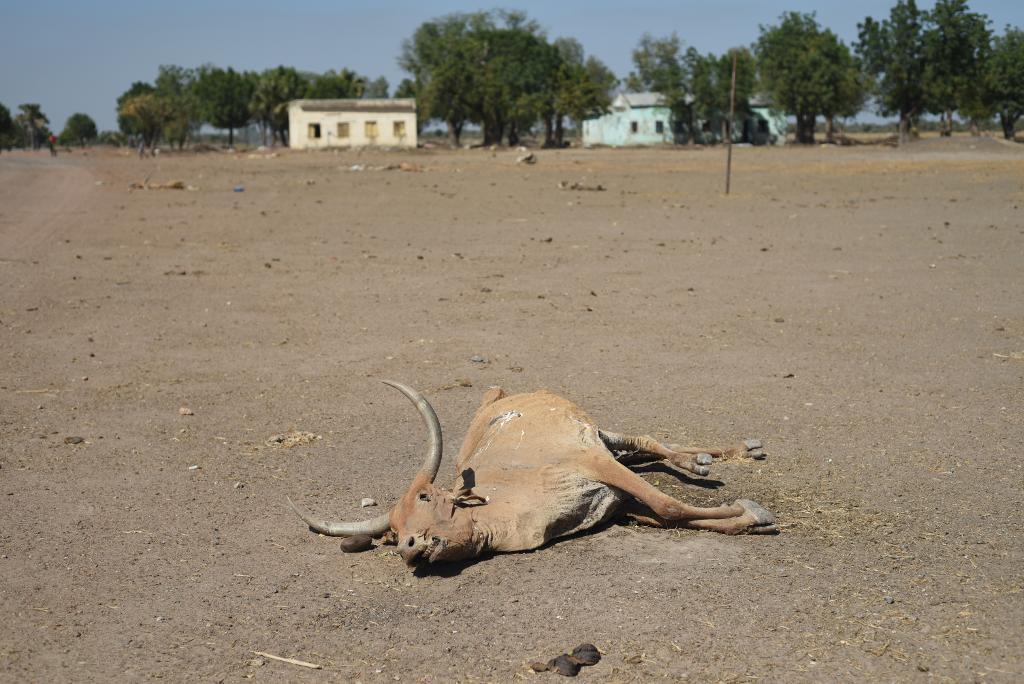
[{"left": 1, "top": 138, "right": 1022, "bottom": 682}]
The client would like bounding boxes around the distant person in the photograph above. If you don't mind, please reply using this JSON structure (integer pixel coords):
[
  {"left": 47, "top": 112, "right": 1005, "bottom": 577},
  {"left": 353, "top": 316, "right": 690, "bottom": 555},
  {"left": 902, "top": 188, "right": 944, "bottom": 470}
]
[
  {"left": 138, "top": 140, "right": 145, "bottom": 159},
  {"left": 48, "top": 134, "right": 57, "bottom": 157}
]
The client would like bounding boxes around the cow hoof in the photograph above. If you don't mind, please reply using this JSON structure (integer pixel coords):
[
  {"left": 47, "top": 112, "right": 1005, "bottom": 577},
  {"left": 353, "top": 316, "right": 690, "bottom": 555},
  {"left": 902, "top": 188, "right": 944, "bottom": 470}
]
[
  {"left": 695, "top": 452, "right": 713, "bottom": 465},
  {"left": 743, "top": 438, "right": 766, "bottom": 459},
  {"left": 735, "top": 499, "right": 778, "bottom": 534},
  {"left": 693, "top": 464, "right": 710, "bottom": 477},
  {"left": 723, "top": 439, "right": 766, "bottom": 460}
]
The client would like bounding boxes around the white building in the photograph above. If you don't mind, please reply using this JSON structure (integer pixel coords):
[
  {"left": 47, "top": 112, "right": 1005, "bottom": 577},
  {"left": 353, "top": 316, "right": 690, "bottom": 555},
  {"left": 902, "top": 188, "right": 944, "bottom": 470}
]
[{"left": 288, "top": 99, "right": 417, "bottom": 149}]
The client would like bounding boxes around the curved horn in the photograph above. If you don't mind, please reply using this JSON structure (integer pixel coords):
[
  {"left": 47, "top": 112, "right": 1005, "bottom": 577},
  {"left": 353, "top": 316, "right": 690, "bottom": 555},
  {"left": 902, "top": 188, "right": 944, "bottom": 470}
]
[{"left": 286, "top": 380, "right": 443, "bottom": 537}]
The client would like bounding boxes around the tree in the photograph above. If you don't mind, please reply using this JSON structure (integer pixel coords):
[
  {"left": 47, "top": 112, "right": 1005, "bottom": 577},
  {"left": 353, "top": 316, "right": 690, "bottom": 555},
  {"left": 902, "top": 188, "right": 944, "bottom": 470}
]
[
  {"left": 59, "top": 113, "right": 97, "bottom": 147},
  {"left": 251, "top": 66, "right": 308, "bottom": 146},
  {"left": 627, "top": 33, "right": 692, "bottom": 135},
  {"left": 757, "top": 13, "right": 859, "bottom": 144},
  {"left": 818, "top": 41, "right": 868, "bottom": 143},
  {"left": 364, "top": 76, "right": 389, "bottom": 98},
  {"left": 551, "top": 47, "right": 616, "bottom": 146},
  {"left": 923, "top": 0, "right": 992, "bottom": 135},
  {"left": 118, "top": 93, "right": 170, "bottom": 149},
  {"left": 117, "top": 82, "right": 155, "bottom": 142},
  {"left": 16, "top": 103, "right": 49, "bottom": 150},
  {"left": 400, "top": 13, "right": 483, "bottom": 146},
  {"left": 689, "top": 48, "right": 757, "bottom": 143},
  {"left": 305, "top": 69, "right": 366, "bottom": 99},
  {"left": 155, "top": 65, "right": 200, "bottom": 149},
  {"left": 194, "top": 66, "right": 255, "bottom": 146},
  {"left": 0, "top": 103, "right": 15, "bottom": 152},
  {"left": 987, "top": 27, "right": 1024, "bottom": 139},
  {"left": 857, "top": 0, "right": 929, "bottom": 144}
]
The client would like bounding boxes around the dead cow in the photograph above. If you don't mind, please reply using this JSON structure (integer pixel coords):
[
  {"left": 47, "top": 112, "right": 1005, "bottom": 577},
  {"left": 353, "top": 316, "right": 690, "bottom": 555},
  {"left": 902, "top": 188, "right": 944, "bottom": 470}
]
[{"left": 289, "top": 381, "right": 776, "bottom": 566}]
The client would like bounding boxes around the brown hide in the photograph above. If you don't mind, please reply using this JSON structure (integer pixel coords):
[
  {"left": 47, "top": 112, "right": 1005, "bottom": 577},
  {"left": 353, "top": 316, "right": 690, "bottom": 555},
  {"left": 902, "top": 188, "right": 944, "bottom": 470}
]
[
  {"left": 391, "top": 389, "right": 627, "bottom": 565},
  {"left": 291, "top": 383, "right": 776, "bottom": 567}
]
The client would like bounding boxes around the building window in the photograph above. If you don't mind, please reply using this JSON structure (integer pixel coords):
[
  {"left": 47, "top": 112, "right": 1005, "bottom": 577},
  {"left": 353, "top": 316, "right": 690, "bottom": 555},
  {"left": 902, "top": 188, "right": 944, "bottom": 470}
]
[
  {"left": 365, "top": 121, "right": 379, "bottom": 139},
  {"left": 630, "top": 121, "right": 638, "bottom": 133},
  {"left": 337, "top": 122, "right": 350, "bottom": 138},
  {"left": 393, "top": 120, "right": 406, "bottom": 138},
  {"left": 308, "top": 123, "right": 321, "bottom": 139},
  {"left": 655, "top": 120, "right": 664, "bottom": 134}
]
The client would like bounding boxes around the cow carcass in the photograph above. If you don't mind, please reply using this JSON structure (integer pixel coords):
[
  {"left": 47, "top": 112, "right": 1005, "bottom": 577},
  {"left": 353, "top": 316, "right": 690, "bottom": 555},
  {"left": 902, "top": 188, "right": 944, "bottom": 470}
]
[{"left": 288, "top": 381, "right": 776, "bottom": 566}]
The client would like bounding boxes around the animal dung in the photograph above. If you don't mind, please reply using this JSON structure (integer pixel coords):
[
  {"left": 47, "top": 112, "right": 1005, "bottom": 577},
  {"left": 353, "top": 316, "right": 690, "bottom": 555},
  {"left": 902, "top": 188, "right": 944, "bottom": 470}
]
[
  {"left": 530, "top": 643, "right": 601, "bottom": 676},
  {"left": 339, "top": 535, "right": 374, "bottom": 553}
]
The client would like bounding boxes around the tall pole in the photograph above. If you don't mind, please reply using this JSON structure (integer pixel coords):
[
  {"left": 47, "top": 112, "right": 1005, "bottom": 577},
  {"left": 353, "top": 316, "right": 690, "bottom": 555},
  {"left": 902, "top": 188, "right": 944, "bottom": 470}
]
[{"left": 725, "top": 50, "right": 737, "bottom": 195}]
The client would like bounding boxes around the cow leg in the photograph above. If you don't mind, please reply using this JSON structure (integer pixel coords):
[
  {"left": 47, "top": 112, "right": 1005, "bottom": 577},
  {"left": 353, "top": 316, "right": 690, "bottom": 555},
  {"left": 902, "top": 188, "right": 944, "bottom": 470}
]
[
  {"left": 668, "top": 438, "right": 766, "bottom": 461},
  {"left": 584, "top": 452, "right": 776, "bottom": 534},
  {"left": 599, "top": 430, "right": 717, "bottom": 476},
  {"left": 600, "top": 430, "right": 765, "bottom": 463},
  {"left": 620, "top": 499, "right": 777, "bottom": 535}
]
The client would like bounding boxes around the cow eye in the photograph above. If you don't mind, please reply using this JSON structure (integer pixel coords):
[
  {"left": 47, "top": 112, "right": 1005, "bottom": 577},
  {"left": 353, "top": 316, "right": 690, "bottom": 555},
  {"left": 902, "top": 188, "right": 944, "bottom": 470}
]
[{"left": 418, "top": 492, "right": 431, "bottom": 502}]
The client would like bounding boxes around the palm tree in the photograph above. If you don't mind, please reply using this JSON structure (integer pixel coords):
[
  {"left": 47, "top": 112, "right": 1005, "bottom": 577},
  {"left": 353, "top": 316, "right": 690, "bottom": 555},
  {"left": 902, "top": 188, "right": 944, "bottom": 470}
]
[
  {"left": 251, "top": 67, "right": 307, "bottom": 146},
  {"left": 16, "top": 103, "right": 49, "bottom": 150}
]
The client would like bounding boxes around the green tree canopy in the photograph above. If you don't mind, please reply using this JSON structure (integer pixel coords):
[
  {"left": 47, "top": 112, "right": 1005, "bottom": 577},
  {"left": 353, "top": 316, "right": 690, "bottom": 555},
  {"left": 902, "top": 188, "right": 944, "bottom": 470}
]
[
  {"left": 118, "top": 93, "right": 170, "bottom": 148},
  {"left": 117, "top": 82, "right": 155, "bottom": 141},
  {"left": 987, "top": 26, "right": 1024, "bottom": 139},
  {"left": 251, "top": 66, "right": 308, "bottom": 146},
  {"left": 923, "top": 0, "right": 992, "bottom": 134},
  {"left": 155, "top": 65, "right": 200, "bottom": 149},
  {"left": 550, "top": 41, "right": 616, "bottom": 146},
  {"left": 16, "top": 103, "right": 49, "bottom": 150},
  {"left": 757, "top": 12, "right": 860, "bottom": 144},
  {"left": 304, "top": 69, "right": 366, "bottom": 99},
  {"left": 59, "top": 113, "right": 98, "bottom": 147},
  {"left": 0, "top": 103, "right": 15, "bottom": 151},
  {"left": 399, "top": 12, "right": 484, "bottom": 146},
  {"left": 688, "top": 48, "right": 758, "bottom": 143},
  {"left": 194, "top": 66, "right": 255, "bottom": 146},
  {"left": 857, "top": 0, "right": 929, "bottom": 143},
  {"left": 627, "top": 33, "right": 692, "bottom": 128},
  {"left": 363, "top": 76, "right": 389, "bottom": 98}
]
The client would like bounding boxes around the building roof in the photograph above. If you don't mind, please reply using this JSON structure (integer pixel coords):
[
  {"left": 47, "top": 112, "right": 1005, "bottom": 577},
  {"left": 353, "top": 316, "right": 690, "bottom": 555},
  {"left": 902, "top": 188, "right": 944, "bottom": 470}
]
[
  {"left": 290, "top": 98, "right": 416, "bottom": 113},
  {"left": 614, "top": 92, "right": 668, "bottom": 109}
]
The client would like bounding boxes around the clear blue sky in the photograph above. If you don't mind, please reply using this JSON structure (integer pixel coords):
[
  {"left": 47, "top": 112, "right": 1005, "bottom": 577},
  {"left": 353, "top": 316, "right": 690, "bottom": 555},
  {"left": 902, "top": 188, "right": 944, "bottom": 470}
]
[{"left": 2, "top": 1, "right": 1021, "bottom": 131}]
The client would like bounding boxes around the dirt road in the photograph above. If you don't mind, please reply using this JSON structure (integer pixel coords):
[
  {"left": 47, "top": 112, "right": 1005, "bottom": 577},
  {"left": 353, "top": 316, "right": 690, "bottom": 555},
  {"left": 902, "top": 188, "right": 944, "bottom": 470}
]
[{"left": 1, "top": 139, "right": 1022, "bottom": 681}]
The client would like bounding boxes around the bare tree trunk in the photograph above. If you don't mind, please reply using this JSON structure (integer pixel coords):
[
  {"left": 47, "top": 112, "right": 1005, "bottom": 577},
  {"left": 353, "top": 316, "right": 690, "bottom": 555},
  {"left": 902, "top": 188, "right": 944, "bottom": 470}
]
[
  {"left": 796, "top": 113, "right": 816, "bottom": 144},
  {"left": 228, "top": 128, "right": 234, "bottom": 147},
  {"left": 969, "top": 119, "right": 979, "bottom": 136},
  {"left": 507, "top": 121, "right": 519, "bottom": 147},
  {"left": 721, "top": 118, "right": 729, "bottom": 145},
  {"left": 899, "top": 114, "right": 909, "bottom": 146},
  {"left": 554, "top": 115, "right": 565, "bottom": 147},
  {"left": 542, "top": 115, "right": 555, "bottom": 148},
  {"left": 1001, "top": 114, "right": 1016, "bottom": 140},
  {"left": 825, "top": 115, "right": 835, "bottom": 144}
]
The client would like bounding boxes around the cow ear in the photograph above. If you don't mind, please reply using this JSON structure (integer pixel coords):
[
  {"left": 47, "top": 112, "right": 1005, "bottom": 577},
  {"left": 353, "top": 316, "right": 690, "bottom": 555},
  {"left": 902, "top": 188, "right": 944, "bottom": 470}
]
[{"left": 453, "top": 489, "right": 488, "bottom": 507}]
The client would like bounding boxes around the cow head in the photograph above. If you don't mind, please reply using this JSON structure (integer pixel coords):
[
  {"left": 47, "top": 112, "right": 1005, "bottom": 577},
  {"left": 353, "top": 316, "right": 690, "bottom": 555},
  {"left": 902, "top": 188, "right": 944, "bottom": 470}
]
[{"left": 287, "top": 381, "right": 485, "bottom": 566}]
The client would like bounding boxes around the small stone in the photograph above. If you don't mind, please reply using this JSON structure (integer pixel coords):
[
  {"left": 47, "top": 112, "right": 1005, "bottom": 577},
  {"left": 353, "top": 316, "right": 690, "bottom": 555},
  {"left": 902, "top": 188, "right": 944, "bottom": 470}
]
[
  {"left": 64, "top": 436, "right": 85, "bottom": 444},
  {"left": 774, "top": 317, "right": 785, "bottom": 323},
  {"left": 360, "top": 498, "right": 377, "bottom": 508},
  {"left": 571, "top": 644, "right": 600, "bottom": 666},
  {"left": 187, "top": 464, "right": 199, "bottom": 471},
  {"left": 470, "top": 355, "right": 487, "bottom": 363},
  {"left": 178, "top": 407, "right": 194, "bottom": 416},
  {"left": 340, "top": 535, "right": 374, "bottom": 553},
  {"left": 550, "top": 655, "right": 580, "bottom": 677},
  {"left": 884, "top": 596, "right": 895, "bottom": 604},
  {"left": 233, "top": 482, "right": 245, "bottom": 489}
]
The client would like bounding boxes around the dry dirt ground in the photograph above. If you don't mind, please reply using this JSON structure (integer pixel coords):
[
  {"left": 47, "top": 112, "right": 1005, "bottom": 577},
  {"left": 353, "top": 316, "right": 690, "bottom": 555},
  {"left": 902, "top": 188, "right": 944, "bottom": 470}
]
[{"left": 1, "top": 138, "right": 1022, "bottom": 683}]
